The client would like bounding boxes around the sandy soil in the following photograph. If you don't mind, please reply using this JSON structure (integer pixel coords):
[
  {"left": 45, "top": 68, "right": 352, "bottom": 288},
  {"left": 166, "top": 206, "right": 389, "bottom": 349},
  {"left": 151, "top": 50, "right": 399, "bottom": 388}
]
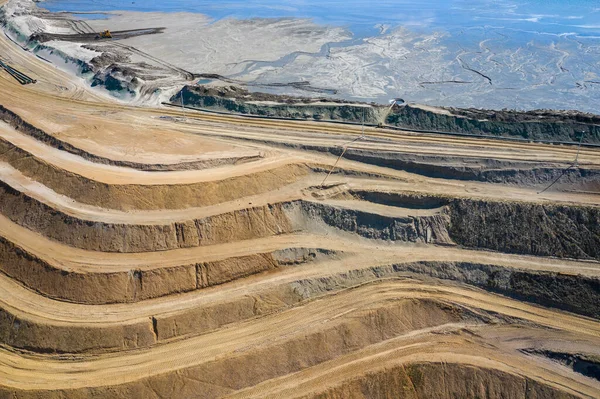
[{"left": 0, "top": 6, "right": 599, "bottom": 398}]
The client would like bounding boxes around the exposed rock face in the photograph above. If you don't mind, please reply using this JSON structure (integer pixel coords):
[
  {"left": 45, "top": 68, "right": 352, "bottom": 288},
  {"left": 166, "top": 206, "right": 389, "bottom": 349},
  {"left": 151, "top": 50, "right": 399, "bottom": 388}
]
[
  {"left": 290, "top": 201, "right": 451, "bottom": 245},
  {"left": 2, "top": 179, "right": 598, "bottom": 260},
  {"left": 173, "top": 85, "right": 387, "bottom": 125},
  {"left": 448, "top": 198, "right": 600, "bottom": 260},
  {"left": 347, "top": 191, "right": 600, "bottom": 260},
  {"left": 172, "top": 86, "right": 600, "bottom": 145},
  {"left": 386, "top": 262, "right": 600, "bottom": 319},
  {"left": 387, "top": 105, "right": 600, "bottom": 144},
  {"left": 0, "top": 234, "right": 311, "bottom": 304},
  {"left": 341, "top": 148, "right": 600, "bottom": 189},
  {"left": 291, "top": 261, "right": 600, "bottom": 319}
]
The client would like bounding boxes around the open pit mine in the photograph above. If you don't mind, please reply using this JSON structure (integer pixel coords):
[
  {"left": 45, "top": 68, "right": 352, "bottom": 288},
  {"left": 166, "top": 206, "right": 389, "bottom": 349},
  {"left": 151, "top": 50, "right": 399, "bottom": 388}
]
[{"left": 0, "top": 1, "right": 600, "bottom": 398}]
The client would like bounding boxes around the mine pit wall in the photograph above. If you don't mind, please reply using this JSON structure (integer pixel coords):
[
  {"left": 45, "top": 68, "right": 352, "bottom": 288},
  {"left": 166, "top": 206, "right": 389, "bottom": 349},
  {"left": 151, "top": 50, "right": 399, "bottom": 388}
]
[
  {"left": 1, "top": 260, "right": 599, "bottom": 354},
  {"left": 293, "top": 262, "right": 600, "bottom": 319},
  {"left": 387, "top": 105, "right": 600, "bottom": 144},
  {"left": 0, "top": 235, "right": 326, "bottom": 304},
  {"left": 0, "top": 137, "right": 309, "bottom": 211},
  {"left": 306, "top": 362, "right": 581, "bottom": 399},
  {"left": 340, "top": 147, "right": 600, "bottom": 188},
  {"left": 289, "top": 201, "right": 451, "bottom": 245},
  {"left": 255, "top": 139, "right": 600, "bottom": 189},
  {"left": 5, "top": 209, "right": 591, "bottom": 318},
  {"left": 0, "top": 298, "right": 480, "bottom": 395},
  {"left": 0, "top": 105, "right": 262, "bottom": 171},
  {"left": 174, "top": 87, "right": 600, "bottom": 145},
  {"left": 0, "top": 180, "right": 295, "bottom": 252},
  {"left": 0, "top": 307, "right": 157, "bottom": 354},
  {"left": 1, "top": 180, "right": 598, "bottom": 260},
  {"left": 448, "top": 198, "right": 600, "bottom": 260},
  {"left": 348, "top": 191, "right": 600, "bottom": 261},
  {"left": 0, "top": 283, "right": 306, "bottom": 354},
  {"left": 174, "top": 86, "right": 387, "bottom": 125}
]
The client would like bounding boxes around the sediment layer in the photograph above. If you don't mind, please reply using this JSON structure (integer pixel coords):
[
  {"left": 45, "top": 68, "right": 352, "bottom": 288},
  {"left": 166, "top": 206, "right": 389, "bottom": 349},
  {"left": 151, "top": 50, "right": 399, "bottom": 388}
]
[
  {"left": 1, "top": 260, "right": 599, "bottom": 354},
  {"left": 0, "top": 105, "right": 262, "bottom": 171},
  {"left": 3, "top": 176, "right": 597, "bottom": 260},
  {"left": 0, "top": 135, "right": 310, "bottom": 211},
  {"left": 0, "top": 20, "right": 598, "bottom": 398},
  {"left": 172, "top": 85, "right": 600, "bottom": 145},
  {"left": 388, "top": 105, "right": 600, "bottom": 144}
]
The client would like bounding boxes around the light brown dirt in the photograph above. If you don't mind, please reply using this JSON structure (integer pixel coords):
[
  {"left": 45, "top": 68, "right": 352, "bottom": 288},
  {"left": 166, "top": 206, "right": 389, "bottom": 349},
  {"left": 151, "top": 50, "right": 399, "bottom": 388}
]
[{"left": 0, "top": 9, "right": 599, "bottom": 398}]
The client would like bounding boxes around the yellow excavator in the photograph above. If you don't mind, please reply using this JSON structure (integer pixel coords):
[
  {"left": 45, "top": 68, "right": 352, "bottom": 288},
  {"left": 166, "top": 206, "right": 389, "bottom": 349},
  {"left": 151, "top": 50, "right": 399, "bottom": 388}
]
[{"left": 95, "top": 30, "right": 112, "bottom": 40}]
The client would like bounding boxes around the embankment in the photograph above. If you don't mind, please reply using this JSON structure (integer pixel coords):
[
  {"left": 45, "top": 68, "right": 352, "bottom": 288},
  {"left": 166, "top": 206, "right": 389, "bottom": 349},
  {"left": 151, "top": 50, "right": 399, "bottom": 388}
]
[
  {"left": 387, "top": 105, "right": 600, "bottom": 144},
  {"left": 1, "top": 259, "right": 599, "bottom": 354},
  {"left": 0, "top": 105, "right": 262, "bottom": 171},
  {"left": 305, "top": 362, "right": 581, "bottom": 399},
  {"left": 2, "top": 181, "right": 599, "bottom": 259},
  {"left": 171, "top": 85, "right": 600, "bottom": 145},
  {"left": 172, "top": 85, "right": 387, "bottom": 125}
]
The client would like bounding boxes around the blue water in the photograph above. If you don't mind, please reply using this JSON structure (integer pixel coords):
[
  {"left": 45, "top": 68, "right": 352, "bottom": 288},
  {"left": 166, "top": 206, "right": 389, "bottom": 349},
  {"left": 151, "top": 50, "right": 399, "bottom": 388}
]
[{"left": 40, "top": 0, "right": 600, "bottom": 38}]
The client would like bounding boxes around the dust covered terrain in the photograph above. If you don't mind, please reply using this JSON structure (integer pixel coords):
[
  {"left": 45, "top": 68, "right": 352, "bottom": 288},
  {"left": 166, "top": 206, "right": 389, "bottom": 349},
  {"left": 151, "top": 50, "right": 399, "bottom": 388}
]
[{"left": 0, "top": 0, "right": 599, "bottom": 398}]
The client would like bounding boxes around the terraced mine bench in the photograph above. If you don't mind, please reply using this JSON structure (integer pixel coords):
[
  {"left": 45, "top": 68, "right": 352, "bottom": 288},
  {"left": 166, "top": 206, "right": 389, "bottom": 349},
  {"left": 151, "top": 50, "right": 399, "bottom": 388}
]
[{"left": 0, "top": 25, "right": 598, "bottom": 397}]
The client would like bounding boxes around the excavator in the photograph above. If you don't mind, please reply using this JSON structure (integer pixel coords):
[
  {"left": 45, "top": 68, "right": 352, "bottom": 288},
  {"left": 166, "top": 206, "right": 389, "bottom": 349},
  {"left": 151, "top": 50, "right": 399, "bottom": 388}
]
[{"left": 95, "top": 30, "right": 112, "bottom": 40}]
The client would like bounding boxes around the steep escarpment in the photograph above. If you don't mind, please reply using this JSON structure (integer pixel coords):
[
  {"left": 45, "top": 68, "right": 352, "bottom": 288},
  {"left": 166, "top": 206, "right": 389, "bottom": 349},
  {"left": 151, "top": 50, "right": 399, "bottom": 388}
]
[
  {"left": 253, "top": 137, "right": 600, "bottom": 190},
  {"left": 171, "top": 85, "right": 600, "bottom": 145},
  {"left": 289, "top": 201, "right": 451, "bottom": 244},
  {"left": 0, "top": 181, "right": 451, "bottom": 253},
  {"left": 0, "top": 180, "right": 294, "bottom": 252},
  {"left": 340, "top": 148, "right": 600, "bottom": 188},
  {"left": 389, "top": 262, "right": 600, "bottom": 319},
  {"left": 0, "top": 136, "right": 309, "bottom": 211},
  {"left": 387, "top": 105, "right": 600, "bottom": 144},
  {"left": 348, "top": 190, "right": 600, "bottom": 260},
  {"left": 0, "top": 282, "right": 306, "bottom": 354},
  {"left": 2, "top": 178, "right": 598, "bottom": 260},
  {"left": 172, "top": 85, "right": 387, "bottom": 125},
  {"left": 448, "top": 198, "right": 600, "bottom": 260},
  {"left": 292, "top": 261, "right": 600, "bottom": 319},
  {"left": 0, "top": 234, "right": 335, "bottom": 303}
]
